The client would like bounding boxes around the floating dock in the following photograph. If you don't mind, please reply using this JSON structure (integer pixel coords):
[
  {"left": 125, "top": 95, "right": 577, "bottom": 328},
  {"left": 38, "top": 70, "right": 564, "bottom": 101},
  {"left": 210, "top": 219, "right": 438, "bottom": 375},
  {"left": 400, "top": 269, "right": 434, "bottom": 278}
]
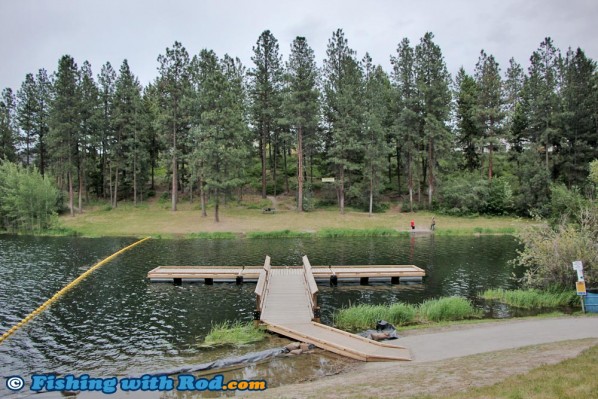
[
  {"left": 147, "top": 264, "right": 425, "bottom": 285},
  {"left": 149, "top": 256, "right": 424, "bottom": 362}
]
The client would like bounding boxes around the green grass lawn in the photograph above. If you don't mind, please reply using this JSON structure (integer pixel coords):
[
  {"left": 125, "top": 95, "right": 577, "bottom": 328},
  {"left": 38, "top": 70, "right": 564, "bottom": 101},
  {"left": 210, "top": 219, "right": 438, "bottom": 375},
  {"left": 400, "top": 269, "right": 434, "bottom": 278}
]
[{"left": 57, "top": 195, "right": 532, "bottom": 237}]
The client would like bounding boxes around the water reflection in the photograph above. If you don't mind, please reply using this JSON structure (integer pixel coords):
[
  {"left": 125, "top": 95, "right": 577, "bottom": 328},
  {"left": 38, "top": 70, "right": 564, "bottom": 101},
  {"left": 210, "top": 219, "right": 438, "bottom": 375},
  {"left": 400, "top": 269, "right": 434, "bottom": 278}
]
[{"left": 0, "top": 234, "right": 521, "bottom": 386}]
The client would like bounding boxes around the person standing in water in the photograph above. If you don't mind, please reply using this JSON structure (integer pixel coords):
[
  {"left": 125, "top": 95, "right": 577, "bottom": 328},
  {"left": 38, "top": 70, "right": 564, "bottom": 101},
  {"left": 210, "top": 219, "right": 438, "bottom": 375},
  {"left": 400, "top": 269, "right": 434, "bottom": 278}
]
[
  {"left": 431, "top": 217, "right": 436, "bottom": 231},
  {"left": 410, "top": 219, "right": 415, "bottom": 230}
]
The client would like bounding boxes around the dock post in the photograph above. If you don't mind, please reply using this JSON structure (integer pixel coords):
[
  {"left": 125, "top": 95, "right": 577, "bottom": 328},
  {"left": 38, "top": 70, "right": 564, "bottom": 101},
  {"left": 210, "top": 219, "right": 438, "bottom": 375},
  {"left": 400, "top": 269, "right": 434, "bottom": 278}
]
[
  {"left": 391, "top": 277, "right": 400, "bottom": 284},
  {"left": 253, "top": 310, "right": 261, "bottom": 327},
  {"left": 330, "top": 275, "right": 338, "bottom": 286},
  {"left": 313, "top": 307, "right": 321, "bottom": 323},
  {"left": 204, "top": 278, "right": 214, "bottom": 285},
  {"left": 236, "top": 275, "right": 243, "bottom": 285},
  {"left": 360, "top": 277, "right": 369, "bottom": 285},
  {"left": 173, "top": 278, "right": 182, "bottom": 285}
]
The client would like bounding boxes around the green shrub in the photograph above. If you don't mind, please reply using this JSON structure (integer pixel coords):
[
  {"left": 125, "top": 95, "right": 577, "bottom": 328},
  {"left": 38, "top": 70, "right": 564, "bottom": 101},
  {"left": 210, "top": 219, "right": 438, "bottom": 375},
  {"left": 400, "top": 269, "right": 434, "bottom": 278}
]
[
  {"left": 0, "top": 161, "right": 60, "bottom": 232},
  {"left": 418, "top": 297, "right": 480, "bottom": 322},
  {"left": 481, "top": 288, "right": 578, "bottom": 309},
  {"left": 202, "top": 321, "right": 265, "bottom": 347},
  {"left": 334, "top": 303, "right": 417, "bottom": 331}
]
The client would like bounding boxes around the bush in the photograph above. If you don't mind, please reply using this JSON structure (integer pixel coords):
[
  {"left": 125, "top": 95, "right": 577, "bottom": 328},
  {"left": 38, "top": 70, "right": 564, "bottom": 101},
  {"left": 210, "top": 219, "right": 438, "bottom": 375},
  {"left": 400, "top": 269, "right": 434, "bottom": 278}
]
[
  {"left": 438, "top": 173, "right": 513, "bottom": 215},
  {"left": 514, "top": 207, "right": 598, "bottom": 290},
  {"left": 0, "top": 161, "right": 60, "bottom": 232}
]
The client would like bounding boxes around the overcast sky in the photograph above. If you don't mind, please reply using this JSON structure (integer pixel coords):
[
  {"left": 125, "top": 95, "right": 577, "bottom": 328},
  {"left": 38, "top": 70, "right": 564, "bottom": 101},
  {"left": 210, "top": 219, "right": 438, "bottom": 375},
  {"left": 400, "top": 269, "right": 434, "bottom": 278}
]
[{"left": 1, "top": 0, "right": 597, "bottom": 92}]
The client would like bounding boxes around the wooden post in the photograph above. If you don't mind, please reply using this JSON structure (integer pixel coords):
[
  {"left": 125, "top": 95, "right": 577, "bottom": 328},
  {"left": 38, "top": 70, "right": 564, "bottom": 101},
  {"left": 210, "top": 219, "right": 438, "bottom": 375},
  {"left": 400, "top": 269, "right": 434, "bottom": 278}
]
[
  {"left": 391, "top": 277, "right": 400, "bottom": 284},
  {"left": 204, "top": 278, "right": 213, "bottom": 285},
  {"left": 173, "top": 278, "right": 182, "bottom": 285},
  {"left": 360, "top": 277, "right": 369, "bottom": 285}
]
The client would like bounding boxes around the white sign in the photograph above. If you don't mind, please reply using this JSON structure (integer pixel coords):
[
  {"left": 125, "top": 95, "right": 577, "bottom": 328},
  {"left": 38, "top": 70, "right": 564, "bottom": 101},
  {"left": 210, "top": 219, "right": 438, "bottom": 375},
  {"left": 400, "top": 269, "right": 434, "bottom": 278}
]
[
  {"left": 572, "top": 261, "right": 583, "bottom": 271},
  {"left": 321, "top": 177, "right": 335, "bottom": 183}
]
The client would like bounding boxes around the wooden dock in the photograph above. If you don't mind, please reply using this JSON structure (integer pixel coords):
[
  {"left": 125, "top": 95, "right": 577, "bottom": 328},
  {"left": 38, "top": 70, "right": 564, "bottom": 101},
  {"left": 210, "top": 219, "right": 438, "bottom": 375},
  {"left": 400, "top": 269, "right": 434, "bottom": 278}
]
[
  {"left": 148, "top": 256, "right": 425, "bottom": 361},
  {"left": 256, "top": 256, "right": 412, "bottom": 361},
  {"left": 147, "top": 264, "right": 425, "bottom": 285}
]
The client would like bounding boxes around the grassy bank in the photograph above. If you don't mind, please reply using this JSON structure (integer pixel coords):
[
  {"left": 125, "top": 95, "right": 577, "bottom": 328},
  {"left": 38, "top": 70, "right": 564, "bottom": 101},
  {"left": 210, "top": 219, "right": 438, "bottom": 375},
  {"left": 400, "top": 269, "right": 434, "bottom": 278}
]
[
  {"left": 415, "top": 343, "right": 598, "bottom": 399},
  {"left": 334, "top": 297, "right": 481, "bottom": 331},
  {"left": 482, "top": 288, "right": 578, "bottom": 308},
  {"left": 56, "top": 195, "right": 530, "bottom": 238},
  {"left": 201, "top": 321, "right": 265, "bottom": 347}
]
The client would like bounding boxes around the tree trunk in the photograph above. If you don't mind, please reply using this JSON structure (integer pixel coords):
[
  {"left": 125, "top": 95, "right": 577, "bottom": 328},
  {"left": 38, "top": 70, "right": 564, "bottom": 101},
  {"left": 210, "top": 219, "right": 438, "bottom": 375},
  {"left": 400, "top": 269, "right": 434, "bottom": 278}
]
[
  {"left": 114, "top": 167, "right": 119, "bottom": 208},
  {"left": 108, "top": 163, "right": 113, "bottom": 207},
  {"left": 68, "top": 170, "right": 74, "bottom": 217},
  {"left": 172, "top": 117, "right": 177, "bottom": 211},
  {"left": 214, "top": 188, "right": 220, "bottom": 222},
  {"left": 488, "top": 143, "right": 493, "bottom": 180},
  {"left": 261, "top": 125, "right": 267, "bottom": 199},
  {"left": 339, "top": 166, "right": 345, "bottom": 214},
  {"left": 428, "top": 138, "right": 434, "bottom": 207},
  {"left": 133, "top": 158, "right": 138, "bottom": 206},
  {"left": 200, "top": 178, "right": 207, "bottom": 217},
  {"left": 78, "top": 166, "right": 83, "bottom": 214},
  {"left": 408, "top": 152, "right": 413, "bottom": 212},
  {"left": 297, "top": 127, "right": 304, "bottom": 212},
  {"left": 283, "top": 140, "right": 289, "bottom": 194},
  {"left": 369, "top": 165, "right": 374, "bottom": 216}
]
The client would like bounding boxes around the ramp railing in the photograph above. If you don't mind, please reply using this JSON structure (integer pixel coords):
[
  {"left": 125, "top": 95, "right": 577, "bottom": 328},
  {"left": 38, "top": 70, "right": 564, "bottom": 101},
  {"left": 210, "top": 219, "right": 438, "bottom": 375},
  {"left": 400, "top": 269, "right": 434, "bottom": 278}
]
[{"left": 302, "top": 255, "right": 320, "bottom": 321}]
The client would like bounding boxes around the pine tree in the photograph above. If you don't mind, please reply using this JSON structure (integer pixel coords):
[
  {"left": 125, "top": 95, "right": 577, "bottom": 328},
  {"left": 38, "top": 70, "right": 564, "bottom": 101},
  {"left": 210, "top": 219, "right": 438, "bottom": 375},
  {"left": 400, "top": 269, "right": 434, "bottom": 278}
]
[
  {"left": 285, "top": 36, "right": 319, "bottom": 211},
  {"left": 559, "top": 47, "right": 598, "bottom": 185},
  {"left": 97, "top": 62, "right": 116, "bottom": 198},
  {"left": 0, "top": 88, "right": 18, "bottom": 163},
  {"left": 523, "top": 37, "right": 561, "bottom": 173},
  {"left": 323, "top": 29, "right": 364, "bottom": 214},
  {"left": 17, "top": 74, "right": 38, "bottom": 166},
  {"left": 49, "top": 55, "right": 80, "bottom": 216},
  {"left": 391, "top": 38, "right": 420, "bottom": 210},
  {"left": 454, "top": 67, "right": 480, "bottom": 171},
  {"left": 113, "top": 59, "right": 143, "bottom": 206},
  {"left": 474, "top": 50, "right": 504, "bottom": 180},
  {"left": 192, "top": 50, "right": 249, "bottom": 222},
  {"left": 34, "top": 69, "right": 52, "bottom": 176},
  {"left": 249, "top": 30, "right": 283, "bottom": 198},
  {"left": 504, "top": 58, "right": 526, "bottom": 154},
  {"left": 415, "top": 32, "right": 451, "bottom": 207},
  {"left": 156, "top": 41, "right": 191, "bottom": 211},
  {"left": 362, "top": 55, "right": 392, "bottom": 215},
  {"left": 77, "top": 61, "right": 100, "bottom": 211}
]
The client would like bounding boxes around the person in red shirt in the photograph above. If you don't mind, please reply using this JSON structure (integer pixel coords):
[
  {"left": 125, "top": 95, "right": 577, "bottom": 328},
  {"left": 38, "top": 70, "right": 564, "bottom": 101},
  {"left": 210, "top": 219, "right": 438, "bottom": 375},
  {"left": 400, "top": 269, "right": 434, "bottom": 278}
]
[{"left": 410, "top": 219, "right": 415, "bottom": 230}]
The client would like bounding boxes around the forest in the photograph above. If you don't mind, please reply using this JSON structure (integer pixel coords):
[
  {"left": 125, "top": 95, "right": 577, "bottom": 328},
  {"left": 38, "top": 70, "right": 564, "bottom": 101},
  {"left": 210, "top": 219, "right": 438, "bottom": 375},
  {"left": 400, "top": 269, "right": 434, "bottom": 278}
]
[{"left": 1, "top": 29, "right": 597, "bottom": 227}]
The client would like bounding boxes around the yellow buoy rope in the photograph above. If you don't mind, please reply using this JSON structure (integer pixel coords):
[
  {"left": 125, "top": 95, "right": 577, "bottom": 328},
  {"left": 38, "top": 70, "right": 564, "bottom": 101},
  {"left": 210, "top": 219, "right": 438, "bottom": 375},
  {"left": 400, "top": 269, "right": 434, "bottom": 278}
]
[{"left": 0, "top": 236, "right": 151, "bottom": 345}]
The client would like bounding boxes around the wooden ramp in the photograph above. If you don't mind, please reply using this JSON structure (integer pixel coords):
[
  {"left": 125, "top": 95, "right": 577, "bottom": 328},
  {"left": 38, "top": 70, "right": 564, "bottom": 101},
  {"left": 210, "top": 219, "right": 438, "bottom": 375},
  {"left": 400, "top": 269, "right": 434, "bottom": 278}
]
[{"left": 256, "top": 256, "right": 412, "bottom": 362}]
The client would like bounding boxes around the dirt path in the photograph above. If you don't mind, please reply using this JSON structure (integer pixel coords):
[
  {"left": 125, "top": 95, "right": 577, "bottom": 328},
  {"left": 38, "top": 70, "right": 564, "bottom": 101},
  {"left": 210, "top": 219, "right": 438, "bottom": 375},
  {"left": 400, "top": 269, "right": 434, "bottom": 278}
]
[{"left": 251, "top": 316, "right": 598, "bottom": 398}]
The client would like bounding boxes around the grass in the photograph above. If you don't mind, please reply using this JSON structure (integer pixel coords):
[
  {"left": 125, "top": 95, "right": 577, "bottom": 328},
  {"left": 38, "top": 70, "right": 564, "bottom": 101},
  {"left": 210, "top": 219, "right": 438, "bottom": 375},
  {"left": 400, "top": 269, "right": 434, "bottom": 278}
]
[
  {"left": 414, "top": 344, "right": 598, "bottom": 399},
  {"left": 333, "top": 303, "right": 418, "bottom": 330},
  {"left": 246, "top": 229, "right": 313, "bottom": 238},
  {"left": 55, "top": 194, "right": 531, "bottom": 237},
  {"left": 482, "top": 288, "right": 578, "bottom": 309},
  {"left": 418, "top": 297, "right": 482, "bottom": 322},
  {"left": 185, "top": 232, "right": 237, "bottom": 239},
  {"left": 334, "top": 297, "right": 480, "bottom": 331},
  {"left": 201, "top": 321, "right": 266, "bottom": 347}
]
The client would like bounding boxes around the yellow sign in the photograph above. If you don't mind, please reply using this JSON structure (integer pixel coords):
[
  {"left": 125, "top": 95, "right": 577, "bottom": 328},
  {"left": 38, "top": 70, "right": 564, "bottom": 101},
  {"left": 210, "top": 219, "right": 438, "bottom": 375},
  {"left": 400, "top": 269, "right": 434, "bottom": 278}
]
[{"left": 576, "top": 280, "right": 587, "bottom": 296}]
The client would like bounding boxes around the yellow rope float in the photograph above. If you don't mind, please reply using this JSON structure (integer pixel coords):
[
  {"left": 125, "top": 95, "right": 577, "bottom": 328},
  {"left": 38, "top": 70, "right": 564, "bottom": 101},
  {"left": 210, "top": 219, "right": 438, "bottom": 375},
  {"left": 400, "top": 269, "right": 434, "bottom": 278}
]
[{"left": 0, "top": 236, "right": 151, "bottom": 344}]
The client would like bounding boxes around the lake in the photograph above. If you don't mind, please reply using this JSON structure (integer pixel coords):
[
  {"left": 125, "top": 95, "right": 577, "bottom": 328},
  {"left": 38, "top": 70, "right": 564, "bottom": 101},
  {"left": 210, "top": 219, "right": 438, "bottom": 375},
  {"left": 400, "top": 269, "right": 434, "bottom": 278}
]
[{"left": 0, "top": 234, "right": 523, "bottom": 389}]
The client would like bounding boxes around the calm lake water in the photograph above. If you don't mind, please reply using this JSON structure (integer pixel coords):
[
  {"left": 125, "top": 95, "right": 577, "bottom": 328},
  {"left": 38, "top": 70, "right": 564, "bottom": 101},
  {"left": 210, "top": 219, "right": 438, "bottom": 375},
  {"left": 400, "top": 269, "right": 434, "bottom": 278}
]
[{"left": 0, "top": 234, "right": 523, "bottom": 394}]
